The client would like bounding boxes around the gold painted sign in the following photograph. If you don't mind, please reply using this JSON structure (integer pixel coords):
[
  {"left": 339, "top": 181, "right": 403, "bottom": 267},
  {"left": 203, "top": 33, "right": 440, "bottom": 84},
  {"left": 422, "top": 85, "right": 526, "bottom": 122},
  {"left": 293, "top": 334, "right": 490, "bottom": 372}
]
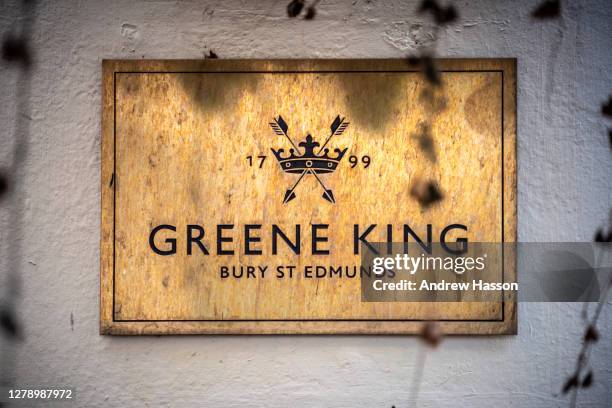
[{"left": 101, "top": 59, "right": 516, "bottom": 335}]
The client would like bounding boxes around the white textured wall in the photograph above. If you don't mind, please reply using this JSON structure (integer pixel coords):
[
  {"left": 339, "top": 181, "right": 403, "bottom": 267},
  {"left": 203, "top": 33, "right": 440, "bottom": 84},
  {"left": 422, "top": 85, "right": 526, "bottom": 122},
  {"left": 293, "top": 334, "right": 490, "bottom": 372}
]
[{"left": 1, "top": 0, "right": 611, "bottom": 407}]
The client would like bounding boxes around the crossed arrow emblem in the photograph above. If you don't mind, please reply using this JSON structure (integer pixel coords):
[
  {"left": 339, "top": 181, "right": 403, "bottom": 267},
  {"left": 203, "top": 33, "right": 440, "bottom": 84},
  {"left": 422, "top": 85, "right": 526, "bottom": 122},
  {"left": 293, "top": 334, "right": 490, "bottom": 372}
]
[{"left": 270, "top": 115, "right": 349, "bottom": 204}]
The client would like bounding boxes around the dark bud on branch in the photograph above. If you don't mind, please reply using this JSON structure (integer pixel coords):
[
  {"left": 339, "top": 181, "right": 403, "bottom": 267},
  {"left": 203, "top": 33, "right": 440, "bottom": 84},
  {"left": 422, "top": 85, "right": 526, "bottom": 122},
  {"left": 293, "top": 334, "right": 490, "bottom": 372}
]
[
  {"left": 407, "top": 55, "right": 441, "bottom": 86},
  {"left": 418, "top": 0, "right": 458, "bottom": 25},
  {"left": 0, "top": 307, "right": 22, "bottom": 341},
  {"left": 287, "top": 0, "right": 305, "bottom": 18},
  {"left": 1, "top": 34, "right": 31, "bottom": 68},
  {"left": 420, "top": 321, "right": 443, "bottom": 347},
  {"left": 595, "top": 228, "right": 611, "bottom": 243},
  {"left": 0, "top": 172, "right": 7, "bottom": 199},
  {"left": 584, "top": 325, "right": 599, "bottom": 342},
  {"left": 411, "top": 179, "right": 444, "bottom": 208},
  {"left": 305, "top": 6, "right": 316, "bottom": 20},
  {"left": 432, "top": 5, "right": 457, "bottom": 25},
  {"left": 581, "top": 371, "right": 593, "bottom": 388},
  {"left": 424, "top": 60, "right": 440, "bottom": 85},
  {"left": 531, "top": 0, "right": 560, "bottom": 19},
  {"left": 413, "top": 123, "right": 437, "bottom": 162},
  {"left": 407, "top": 56, "right": 421, "bottom": 66},
  {"left": 602, "top": 96, "right": 612, "bottom": 117},
  {"left": 562, "top": 374, "right": 578, "bottom": 394}
]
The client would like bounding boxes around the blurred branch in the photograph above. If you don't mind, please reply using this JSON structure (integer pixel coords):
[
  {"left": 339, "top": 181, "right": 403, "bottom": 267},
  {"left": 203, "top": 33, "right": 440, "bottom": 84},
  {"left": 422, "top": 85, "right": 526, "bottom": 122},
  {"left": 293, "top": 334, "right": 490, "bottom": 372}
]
[
  {"left": 0, "top": 0, "right": 37, "bottom": 389},
  {"left": 287, "top": 0, "right": 320, "bottom": 19}
]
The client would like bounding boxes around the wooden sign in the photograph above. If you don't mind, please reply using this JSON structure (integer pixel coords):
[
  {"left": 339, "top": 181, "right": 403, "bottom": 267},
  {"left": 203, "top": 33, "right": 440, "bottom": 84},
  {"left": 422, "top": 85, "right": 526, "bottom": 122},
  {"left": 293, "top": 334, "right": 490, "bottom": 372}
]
[{"left": 100, "top": 59, "right": 516, "bottom": 335}]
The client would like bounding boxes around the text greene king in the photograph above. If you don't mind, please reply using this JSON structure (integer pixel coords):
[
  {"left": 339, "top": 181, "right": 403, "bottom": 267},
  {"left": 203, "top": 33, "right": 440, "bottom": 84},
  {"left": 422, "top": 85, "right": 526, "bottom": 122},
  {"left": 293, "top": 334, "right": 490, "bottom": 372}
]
[{"left": 148, "top": 223, "right": 469, "bottom": 256}]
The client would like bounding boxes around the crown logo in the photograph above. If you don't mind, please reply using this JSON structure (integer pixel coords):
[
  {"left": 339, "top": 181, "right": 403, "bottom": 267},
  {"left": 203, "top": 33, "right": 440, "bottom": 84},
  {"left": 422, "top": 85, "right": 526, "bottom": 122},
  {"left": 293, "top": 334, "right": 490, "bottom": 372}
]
[
  {"left": 269, "top": 115, "right": 349, "bottom": 204},
  {"left": 271, "top": 134, "right": 348, "bottom": 174}
]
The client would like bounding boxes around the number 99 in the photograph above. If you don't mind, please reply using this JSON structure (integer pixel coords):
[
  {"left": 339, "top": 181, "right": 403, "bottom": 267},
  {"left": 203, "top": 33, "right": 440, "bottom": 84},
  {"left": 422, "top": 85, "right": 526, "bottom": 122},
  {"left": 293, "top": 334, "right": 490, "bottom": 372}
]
[{"left": 349, "top": 155, "right": 371, "bottom": 168}]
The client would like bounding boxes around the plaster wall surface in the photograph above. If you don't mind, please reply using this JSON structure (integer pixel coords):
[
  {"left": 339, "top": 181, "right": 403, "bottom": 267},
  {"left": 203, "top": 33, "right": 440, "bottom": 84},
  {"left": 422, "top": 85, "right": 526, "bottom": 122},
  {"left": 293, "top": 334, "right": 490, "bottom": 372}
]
[{"left": 0, "top": 0, "right": 611, "bottom": 407}]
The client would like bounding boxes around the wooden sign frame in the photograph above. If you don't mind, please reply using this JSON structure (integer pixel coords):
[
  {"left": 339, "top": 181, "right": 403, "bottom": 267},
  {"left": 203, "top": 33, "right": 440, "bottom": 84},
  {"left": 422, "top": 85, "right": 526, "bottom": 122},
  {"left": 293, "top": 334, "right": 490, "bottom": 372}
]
[{"left": 100, "top": 59, "right": 516, "bottom": 335}]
